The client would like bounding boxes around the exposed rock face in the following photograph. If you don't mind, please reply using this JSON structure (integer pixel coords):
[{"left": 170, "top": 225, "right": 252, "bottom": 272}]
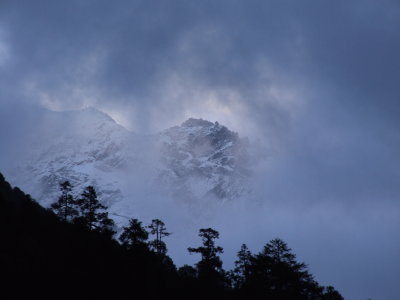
[{"left": 159, "top": 118, "right": 250, "bottom": 201}]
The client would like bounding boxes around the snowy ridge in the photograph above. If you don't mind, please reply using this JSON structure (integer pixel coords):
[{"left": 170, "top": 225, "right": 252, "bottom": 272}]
[
  {"left": 7, "top": 108, "right": 134, "bottom": 208},
  {"left": 158, "top": 118, "right": 250, "bottom": 201},
  {"left": 3, "top": 108, "right": 252, "bottom": 218}
]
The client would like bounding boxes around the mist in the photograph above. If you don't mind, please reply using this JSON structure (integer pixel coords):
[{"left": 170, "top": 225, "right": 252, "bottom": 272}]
[{"left": 1, "top": 1, "right": 400, "bottom": 299}]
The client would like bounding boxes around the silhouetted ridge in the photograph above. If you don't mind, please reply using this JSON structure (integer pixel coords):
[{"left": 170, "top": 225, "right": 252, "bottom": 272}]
[
  {"left": 0, "top": 172, "right": 343, "bottom": 299},
  {"left": 0, "top": 172, "right": 178, "bottom": 299}
]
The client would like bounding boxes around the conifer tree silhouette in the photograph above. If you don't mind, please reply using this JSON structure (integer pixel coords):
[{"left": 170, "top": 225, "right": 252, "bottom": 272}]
[
  {"left": 231, "top": 243, "right": 252, "bottom": 289},
  {"left": 148, "top": 219, "right": 171, "bottom": 255},
  {"left": 188, "top": 228, "right": 227, "bottom": 290},
  {"left": 50, "top": 181, "right": 77, "bottom": 222},
  {"left": 119, "top": 218, "right": 149, "bottom": 251},
  {"left": 74, "top": 185, "right": 115, "bottom": 236},
  {"left": 244, "top": 238, "right": 322, "bottom": 299}
]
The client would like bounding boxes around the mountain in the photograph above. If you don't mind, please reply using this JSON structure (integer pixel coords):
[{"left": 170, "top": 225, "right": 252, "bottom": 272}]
[
  {"left": 1, "top": 107, "right": 252, "bottom": 219},
  {"left": 159, "top": 118, "right": 251, "bottom": 202},
  {"left": 4, "top": 107, "right": 137, "bottom": 208}
]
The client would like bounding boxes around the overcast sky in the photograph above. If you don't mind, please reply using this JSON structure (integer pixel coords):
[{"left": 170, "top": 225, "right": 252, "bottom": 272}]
[{"left": 1, "top": 1, "right": 400, "bottom": 299}]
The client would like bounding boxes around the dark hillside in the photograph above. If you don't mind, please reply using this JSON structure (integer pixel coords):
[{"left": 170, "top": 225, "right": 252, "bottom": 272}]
[
  {"left": 0, "top": 172, "right": 176, "bottom": 299},
  {"left": 0, "top": 172, "right": 343, "bottom": 300}
]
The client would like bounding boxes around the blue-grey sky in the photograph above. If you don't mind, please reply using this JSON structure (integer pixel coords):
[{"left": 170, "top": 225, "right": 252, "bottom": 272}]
[{"left": 1, "top": 1, "right": 400, "bottom": 299}]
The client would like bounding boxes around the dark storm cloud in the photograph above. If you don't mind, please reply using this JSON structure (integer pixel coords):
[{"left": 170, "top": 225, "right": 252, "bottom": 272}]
[
  {"left": 1, "top": 1, "right": 400, "bottom": 299},
  {"left": 1, "top": 0, "right": 399, "bottom": 133}
]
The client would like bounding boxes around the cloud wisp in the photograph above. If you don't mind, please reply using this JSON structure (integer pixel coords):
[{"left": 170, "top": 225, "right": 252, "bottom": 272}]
[{"left": 1, "top": 1, "right": 400, "bottom": 299}]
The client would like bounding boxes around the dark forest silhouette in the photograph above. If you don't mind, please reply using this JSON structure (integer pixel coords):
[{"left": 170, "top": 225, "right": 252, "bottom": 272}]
[{"left": 0, "top": 174, "right": 344, "bottom": 299}]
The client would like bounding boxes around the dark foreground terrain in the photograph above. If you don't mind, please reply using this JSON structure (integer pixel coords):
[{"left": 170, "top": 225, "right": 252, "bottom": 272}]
[{"left": 0, "top": 172, "right": 343, "bottom": 300}]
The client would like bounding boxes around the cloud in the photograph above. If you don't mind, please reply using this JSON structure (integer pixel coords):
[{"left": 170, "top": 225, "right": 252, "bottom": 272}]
[{"left": 1, "top": 1, "right": 400, "bottom": 299}]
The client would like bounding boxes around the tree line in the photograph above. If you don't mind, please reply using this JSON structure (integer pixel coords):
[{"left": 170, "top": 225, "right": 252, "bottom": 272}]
[
  {"left": 0, "top": 173, "right": 345, "bottom": 299},
  {"left": 48, "top": 180, "right": 344, "bottom": 299}
]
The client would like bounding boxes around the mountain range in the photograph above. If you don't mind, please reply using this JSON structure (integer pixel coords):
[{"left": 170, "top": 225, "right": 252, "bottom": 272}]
[{"left": 0, "top": 107, "right": 252, "bottom": 221}]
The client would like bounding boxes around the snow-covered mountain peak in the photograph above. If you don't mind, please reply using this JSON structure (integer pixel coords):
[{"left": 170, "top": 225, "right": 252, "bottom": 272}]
[
  {"left": 158, "top": 118, "right": 250, "bottom": 201},
  {"left": 181, "top": 118, "right": 215, "bottom": 128},
  {"left": 2, "top": 110, "right": 253, "bottom": 219}
]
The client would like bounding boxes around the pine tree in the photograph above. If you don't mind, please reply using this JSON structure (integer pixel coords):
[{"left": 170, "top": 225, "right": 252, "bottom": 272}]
[
  {"left": 119, "top": 218, "right": 149, "bottom": 251},
  {"left": 74, "top": 186, "right": 115, "bottom": 236},
  {"left": 148, "top": 219, "right": 171, "bottom": 255},
  {"left": 245, "top": 238, "right": 322, "bottom": 299},
  {"left": 50, "top": 181, "right": 77, "bottom": 222},
  {"left": 231, "top": 243, "right": 252, "bottom": 289},
  {"left": 188, "top": 228, "right": 226, "bottom": 289}
]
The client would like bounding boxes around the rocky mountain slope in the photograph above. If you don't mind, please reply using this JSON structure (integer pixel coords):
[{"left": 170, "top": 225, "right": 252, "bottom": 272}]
[{"left": 159, "top": 118, "right": 250, "bottom": 202}]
